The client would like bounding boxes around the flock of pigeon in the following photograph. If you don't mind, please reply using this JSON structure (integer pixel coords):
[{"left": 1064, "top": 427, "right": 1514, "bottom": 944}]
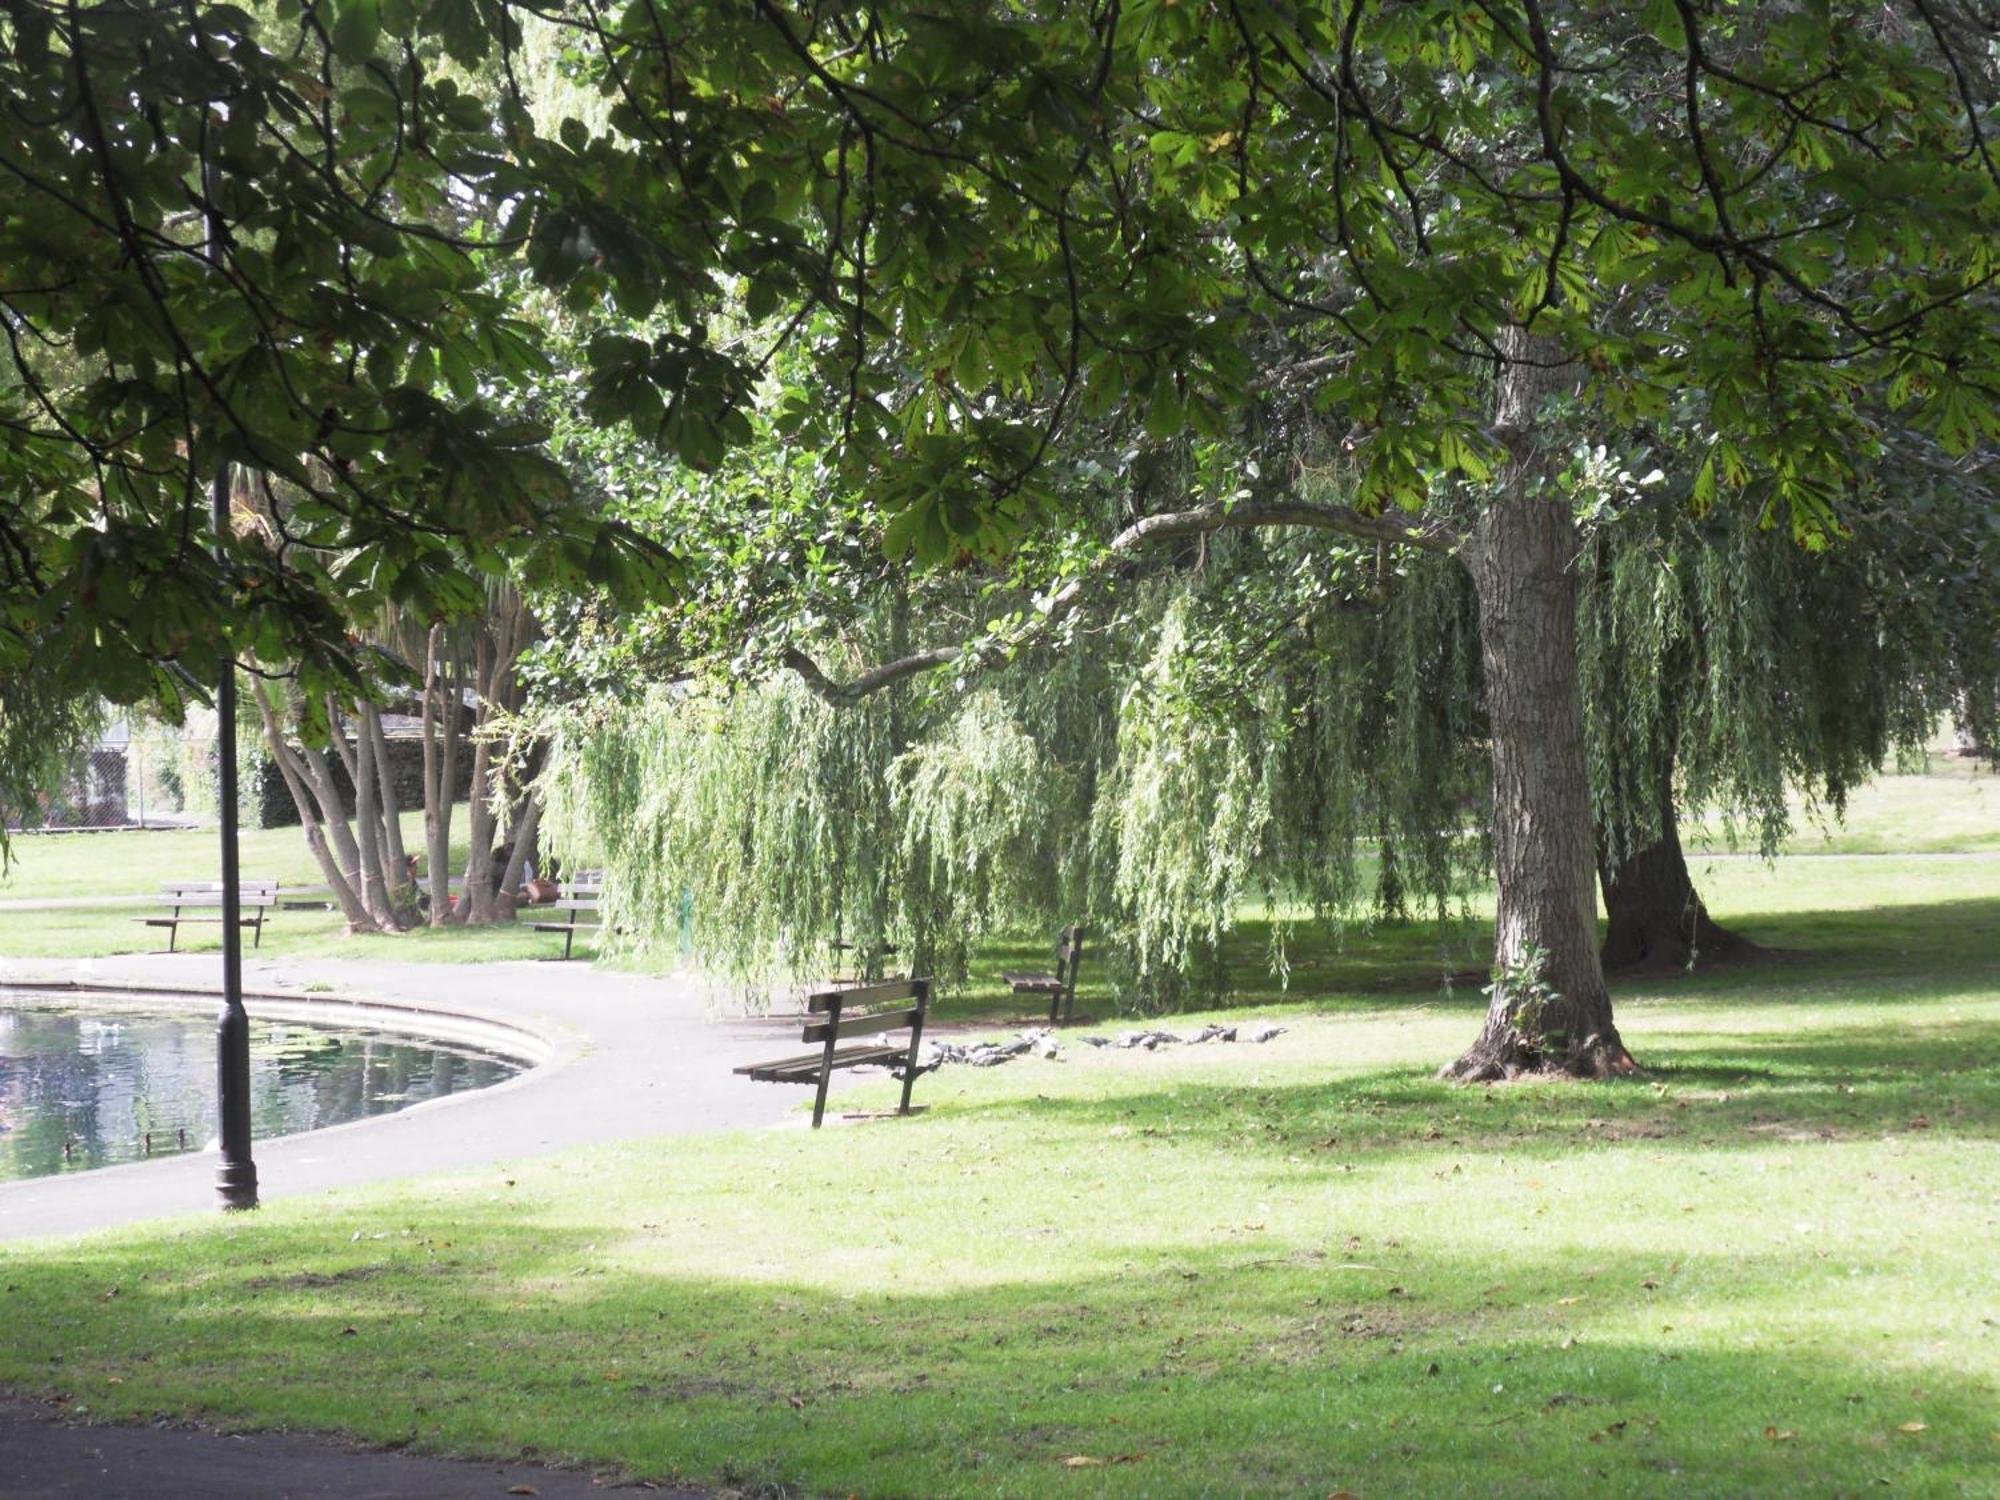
[{"left": 913, "top": 1021, "right": 1286, "bottom": 1072}]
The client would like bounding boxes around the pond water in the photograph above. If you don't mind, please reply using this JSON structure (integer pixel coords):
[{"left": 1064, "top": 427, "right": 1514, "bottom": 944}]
[{"left": 0, "top": 996, "right": 527, "bottom": 1181}]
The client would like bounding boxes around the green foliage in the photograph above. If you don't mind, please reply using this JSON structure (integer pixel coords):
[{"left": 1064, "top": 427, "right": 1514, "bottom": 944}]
[
  {"left": 1580, "top": 439, "right": 2000, "bottom": 862},
  {"left": 0, "top": 679, "right": 101, "bottom": 852}
]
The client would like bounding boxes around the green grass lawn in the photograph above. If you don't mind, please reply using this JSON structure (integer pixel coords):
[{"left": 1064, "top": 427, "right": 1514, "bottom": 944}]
[
  {"left": 1684, "top": 753, "right": 2000, "bottom": 855},
  {"left": 0, "top": 806, "right": 578, "bottom": 963},
  {"left": 2, "top": 844, "right": 1996, "bottom": 1495}
]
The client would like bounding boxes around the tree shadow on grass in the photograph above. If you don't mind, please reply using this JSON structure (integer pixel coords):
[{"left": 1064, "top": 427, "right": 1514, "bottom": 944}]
[
  {"left": 2, "top": 1210, "right": 1991, "bottom": 1498},
  {"left": 943, "top": 1014, "right": 2000, "bottom": 1159},
  {"left": 944, "top": 896, "right": 1999, "bottom": 1029}
]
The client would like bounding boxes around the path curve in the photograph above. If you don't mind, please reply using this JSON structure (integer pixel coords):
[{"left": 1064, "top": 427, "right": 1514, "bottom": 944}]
[{"left": 0, "top": 953, "right": 843, "bottom": 1242}]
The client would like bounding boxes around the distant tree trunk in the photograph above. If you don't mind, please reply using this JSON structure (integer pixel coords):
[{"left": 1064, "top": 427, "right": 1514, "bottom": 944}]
[
  {"left": 294, "top": 742, "right": 365, "bottom": 895},
  {"left": 423, "top": 625, "right": 459, "bottom": 926},
  {"left": 362, "top": 701, "right": 411, "bottom": 902},
  {"left": 250, "top": 681, "right": 376, "bottom": 931},
  {"left": 496, "top": 791, "right": 542, "bottom": 920},
  {"left": 344, "top": 697, "right": 400, "bottom": 930},
  {"left": 1446, "top": 331, "right": 1636, "bottom": 1081},
  {"left": 454, "top": 631, "right": 502, "bottom": 925},
  {"left": 1599, "top": 769, "right": 1748, "bottom": 971}
]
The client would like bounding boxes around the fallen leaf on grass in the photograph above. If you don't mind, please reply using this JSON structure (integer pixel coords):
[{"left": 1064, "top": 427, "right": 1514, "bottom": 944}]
[
  {"left": 1061, "top": 1455, "right": 1104, "bottom": 1468},
  {"left": 1556, "top": 1295, "right": 1584, "bottom": 1306},
  {"left": 1898, "top": 1422, "right": 1928, "bottom": 1434},
  {"left": 1763, "top": 1427, "right": 1795, "bottom": 1442}
]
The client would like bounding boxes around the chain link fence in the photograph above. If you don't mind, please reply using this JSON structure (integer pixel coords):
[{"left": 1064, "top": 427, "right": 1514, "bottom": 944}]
[{"left": 4, "top": 721, "right": 264, "bottom": 833}]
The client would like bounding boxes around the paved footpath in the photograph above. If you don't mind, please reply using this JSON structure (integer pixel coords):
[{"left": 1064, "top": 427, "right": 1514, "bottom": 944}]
[
  {"left": 0, "top": 1396, "right": 701, "bottom": 1499},
  {"left": 0, "top": 952, "right": 839, "bottom": 1241}
]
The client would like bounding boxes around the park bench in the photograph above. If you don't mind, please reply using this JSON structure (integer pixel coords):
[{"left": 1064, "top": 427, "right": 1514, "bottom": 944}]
[
  {"left": 734, "top": 977, "right": 931, "bottom": 1129},
  {"left": 531, "top": 875, "right": 603, "bottom": 960},
  {"left": 1004, "top": 924, "right": 1085, "bottom": 1026},
  {"left": 138, "top": 881, "right": 278, "bottom": 952}
]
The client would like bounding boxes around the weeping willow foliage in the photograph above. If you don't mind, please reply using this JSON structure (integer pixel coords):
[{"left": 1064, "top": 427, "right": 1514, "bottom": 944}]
[
  {"left": 892, "top": 688, "right": 1076, "bottom": 974},
  {"left": 1579, "top": 492, "right": 1993, "bottom": 863},
  {"left": 543, "top": 676, "right": 896, "bottom": 991},
  {"left": 541, "top": 524, "right": 1488, "bottom": 1009},
  {"left": 1087, "top": 538, "right": 1488, "bottom": 1005}
]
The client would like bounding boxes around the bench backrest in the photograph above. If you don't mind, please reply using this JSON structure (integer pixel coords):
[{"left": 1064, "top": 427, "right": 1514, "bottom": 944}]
[
  {"left": 1057, "top": 925, "right": 1085, "bottom": 992},
  {"left": 801, "top": 977, "right": 930, "bottom": 1044},
  {"left": 161, "top": 892, "right": 276, "bottom": 909},
  {"left": 164, "top": 880, "right": 279, "bottom": 896}
]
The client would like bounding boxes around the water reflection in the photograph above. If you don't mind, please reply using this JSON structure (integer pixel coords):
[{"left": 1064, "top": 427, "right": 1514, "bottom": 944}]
[{"left": 0, "top": 998, "right": 525, "bottom": 1180}]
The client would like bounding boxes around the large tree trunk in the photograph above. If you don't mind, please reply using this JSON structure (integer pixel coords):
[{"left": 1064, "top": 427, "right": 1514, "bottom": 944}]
[
  {"left": 1599, "top": 773, "right": 1747, "bottom": 971},
  {"left": 1446, "top": 332, "right": 1636, "bottom": 1081}
]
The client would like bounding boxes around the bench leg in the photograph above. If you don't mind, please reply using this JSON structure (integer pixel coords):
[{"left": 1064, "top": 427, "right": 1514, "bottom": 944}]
[
  {"left": 251, "top": 909, "right": 264, "bottom": 950},
  {"left": 563, "top": 923, "right": 575, "bottom": 961},
  {"left": 810, "top": 1009, "right": 842, "bottom": 1129},
  {"left": 899, "top": 988, "right": 927, "bottom": 1117},
  {"left": 1049, "top": 989, "right": 1060, "bottom": 1026},
  {"left": 167, "top": 919, "right": 179, "bottom": 954}
]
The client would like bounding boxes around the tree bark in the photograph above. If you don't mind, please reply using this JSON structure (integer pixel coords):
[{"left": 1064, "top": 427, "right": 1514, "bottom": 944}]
[
  {"left": 423, "top": 625, "right": 458, "bottom": 926},
  {"left": 250, "top": 681, "right": 376, "bottom": 930},
  {"left": 344, "top": 698, "right": 400, "bottom": 929},
  {"left": 1599, "top": 774, "right": 1748, "bottom": 971},
  {"left": 453, "top": 629, "right": 501, "bottom": 925},
  {"left": 1446, "top": 331, "right": 1636, "bottom": 1081},
  {"left": 363, "top": 700, "right": 411, "bottom": 902},
  {"left": 496, "top": 791, "right": 542, "bottom": 920}
]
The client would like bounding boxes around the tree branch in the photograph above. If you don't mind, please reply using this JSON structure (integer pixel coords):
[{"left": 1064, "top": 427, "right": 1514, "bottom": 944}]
[{"left": 783, "top": 494, "right": 1460, "bottom": 706}]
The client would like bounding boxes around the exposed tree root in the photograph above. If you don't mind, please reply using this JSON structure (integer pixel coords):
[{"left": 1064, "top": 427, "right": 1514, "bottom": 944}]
[{"left": 1440, "top": 1030, "right": 1641, "bottom": 1084}]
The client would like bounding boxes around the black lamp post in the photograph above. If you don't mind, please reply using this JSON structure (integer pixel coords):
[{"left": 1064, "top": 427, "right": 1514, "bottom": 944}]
[{"left": 207, "top": 151, "right": 257, "bottom": 1213}]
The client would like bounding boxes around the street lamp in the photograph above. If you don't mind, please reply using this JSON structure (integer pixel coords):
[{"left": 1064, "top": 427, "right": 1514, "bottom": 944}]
[{"left": 206, "top": 148, "right": 257, "bottom": 1213}]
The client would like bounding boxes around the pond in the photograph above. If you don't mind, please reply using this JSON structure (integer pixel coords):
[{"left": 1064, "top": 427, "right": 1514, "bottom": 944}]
[{"left": 0, "top": 995, "right": 528, "bottom": 1181}]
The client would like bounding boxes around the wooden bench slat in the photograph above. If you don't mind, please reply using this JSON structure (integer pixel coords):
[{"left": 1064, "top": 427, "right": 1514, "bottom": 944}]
[
  {"left": 801, "top": 1006, "right": 922, "bottom": 1044},
  {"left": 136, "top": 916, "right": 265, "bottom": 927},
  {"left": 753, "top": 1055, "right": 902, "bottom": 1086},
  {"left": 735, "top": 1043, "right": 904, "bottom": 1082},
  {"left": 807, "top": 978, "right": 924, "bottom": 1013}
]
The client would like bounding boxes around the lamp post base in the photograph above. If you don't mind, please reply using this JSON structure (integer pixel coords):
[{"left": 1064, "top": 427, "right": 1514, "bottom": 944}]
[{"left": 215, "top": 1162, "right": 259, "bottom": 1212}]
